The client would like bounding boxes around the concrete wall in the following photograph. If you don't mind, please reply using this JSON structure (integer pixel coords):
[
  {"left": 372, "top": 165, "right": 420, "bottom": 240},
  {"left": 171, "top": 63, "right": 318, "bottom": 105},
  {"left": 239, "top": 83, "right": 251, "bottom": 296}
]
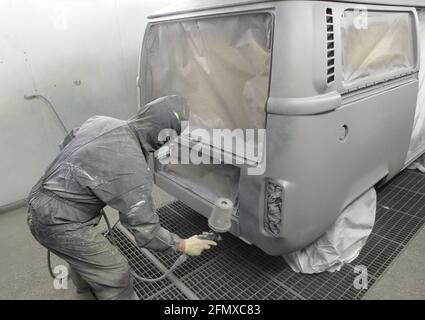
[{"left": 0, "top": 0, "right": 172, "bottom": 208}]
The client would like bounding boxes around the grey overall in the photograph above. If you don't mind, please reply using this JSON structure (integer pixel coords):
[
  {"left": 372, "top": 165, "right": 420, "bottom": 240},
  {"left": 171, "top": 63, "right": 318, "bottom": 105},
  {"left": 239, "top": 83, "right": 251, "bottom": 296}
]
[{"left": 27, "top": 96, "right": 187, "bottom": 300}]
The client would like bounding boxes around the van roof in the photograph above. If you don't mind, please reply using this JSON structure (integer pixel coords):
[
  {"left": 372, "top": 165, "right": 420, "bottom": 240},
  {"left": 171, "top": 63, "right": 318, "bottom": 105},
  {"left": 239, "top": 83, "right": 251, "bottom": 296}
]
[{"left": 150, "top": 0, "right": 425, "bottom": 18}]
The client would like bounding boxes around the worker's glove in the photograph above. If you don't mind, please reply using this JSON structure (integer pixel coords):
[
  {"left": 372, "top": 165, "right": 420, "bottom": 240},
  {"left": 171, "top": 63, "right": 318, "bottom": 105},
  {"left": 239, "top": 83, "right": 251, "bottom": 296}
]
[{"left": 179, "top": 235, "right": 217, "bottom": 256}]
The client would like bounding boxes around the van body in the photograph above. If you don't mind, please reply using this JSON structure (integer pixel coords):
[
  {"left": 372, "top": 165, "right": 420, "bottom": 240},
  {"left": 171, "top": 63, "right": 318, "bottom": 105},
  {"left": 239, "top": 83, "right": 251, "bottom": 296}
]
[{"left": 138, "top": 0, "right": 424, "bottom": 255}]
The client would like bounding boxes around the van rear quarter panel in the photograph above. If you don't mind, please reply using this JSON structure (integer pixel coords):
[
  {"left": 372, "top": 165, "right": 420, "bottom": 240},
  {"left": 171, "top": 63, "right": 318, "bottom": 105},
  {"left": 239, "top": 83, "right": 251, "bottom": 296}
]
[{"left": 239, "top": 81, "right": 417, "bottom": 255}]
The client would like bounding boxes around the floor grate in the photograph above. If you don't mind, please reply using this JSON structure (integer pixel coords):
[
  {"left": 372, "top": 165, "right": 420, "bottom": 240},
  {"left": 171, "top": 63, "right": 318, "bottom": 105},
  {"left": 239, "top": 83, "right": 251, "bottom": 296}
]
[
  {"left": 105, "top": 228, "right": 173, "bottom": 300},
  {"left": 107, "top": 169, "right": 425, "bottom": 300},
  {"left": 148, "top": 285, "right": 189, "bottom": 300}
]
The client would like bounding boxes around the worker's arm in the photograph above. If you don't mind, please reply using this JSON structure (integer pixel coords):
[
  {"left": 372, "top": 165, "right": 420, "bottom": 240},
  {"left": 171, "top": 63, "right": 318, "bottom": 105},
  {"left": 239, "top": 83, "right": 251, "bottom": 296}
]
[
  {"left": 107, "top": 185, "right": 217, "bottom": 255},
  {"left": 107, "top": 182, "right": 181, "bottom": 254},
  {"left": 71, "top": 122, "right": 215, "bottom": 255}
]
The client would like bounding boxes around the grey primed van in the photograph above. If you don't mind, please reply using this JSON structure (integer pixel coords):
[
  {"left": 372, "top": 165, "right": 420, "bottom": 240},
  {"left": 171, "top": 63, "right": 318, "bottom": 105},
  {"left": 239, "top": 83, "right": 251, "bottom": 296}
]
[{"left": 137, "top": 0, "right": 424, "bottom": 255}]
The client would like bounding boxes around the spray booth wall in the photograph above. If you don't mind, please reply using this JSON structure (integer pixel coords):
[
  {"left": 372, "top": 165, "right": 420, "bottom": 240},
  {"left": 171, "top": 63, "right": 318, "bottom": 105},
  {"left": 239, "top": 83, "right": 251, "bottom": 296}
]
[{"left": 0, "top": 0, "right": 172, "bottom": 209}]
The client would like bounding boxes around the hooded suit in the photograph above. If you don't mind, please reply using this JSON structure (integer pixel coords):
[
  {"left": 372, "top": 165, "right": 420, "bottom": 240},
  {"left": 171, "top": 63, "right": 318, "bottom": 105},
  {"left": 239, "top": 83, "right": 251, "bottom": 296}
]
[{"left": 27, "top": 95, "right": 188, "bottom": 299}]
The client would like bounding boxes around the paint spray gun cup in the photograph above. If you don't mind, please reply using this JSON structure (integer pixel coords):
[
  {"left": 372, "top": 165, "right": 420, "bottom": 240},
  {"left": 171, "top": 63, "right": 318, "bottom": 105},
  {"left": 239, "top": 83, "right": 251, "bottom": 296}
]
[
  {"left": 209, "top": 198, "right": 234, "bottom": 232},
  {"left": 197, "top": 198, "right": 233, "bottom": 242}
]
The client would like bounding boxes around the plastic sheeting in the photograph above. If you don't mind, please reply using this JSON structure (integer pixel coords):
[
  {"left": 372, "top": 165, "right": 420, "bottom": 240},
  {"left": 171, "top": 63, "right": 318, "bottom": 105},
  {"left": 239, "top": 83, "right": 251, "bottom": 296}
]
[
  {"left": 141, "top": 13, "right": 272, "bottom": 134},
  {"left": 407, "top": 10, "right": 425, "bottom": 164},
  {"left": 409, "top": 155, "right": 425, "bottom": 173},
  {"left": 341, "top": 11, "right": 415, "bottom": 86},
  {"left": 142, "top": 13, "right": 271, "bottom": 206},
  {"left": 284, "top": 188, "right": 377, "bottom": 274}
]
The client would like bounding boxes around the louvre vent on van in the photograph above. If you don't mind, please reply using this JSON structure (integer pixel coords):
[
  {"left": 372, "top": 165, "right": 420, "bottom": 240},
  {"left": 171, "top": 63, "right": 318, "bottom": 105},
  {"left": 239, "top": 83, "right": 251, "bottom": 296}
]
[
  {"left": 326, "top": 8, "right": 335, "bottom": 84},
  {"left": 265, "top": 180, "right": 283, "bottom": 236}
]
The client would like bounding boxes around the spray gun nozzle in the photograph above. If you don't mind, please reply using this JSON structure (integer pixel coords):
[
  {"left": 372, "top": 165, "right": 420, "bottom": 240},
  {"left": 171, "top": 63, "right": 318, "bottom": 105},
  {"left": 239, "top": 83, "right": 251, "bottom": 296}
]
[{"left": 197, "top": 231, "right": 222, "bottom": 242}]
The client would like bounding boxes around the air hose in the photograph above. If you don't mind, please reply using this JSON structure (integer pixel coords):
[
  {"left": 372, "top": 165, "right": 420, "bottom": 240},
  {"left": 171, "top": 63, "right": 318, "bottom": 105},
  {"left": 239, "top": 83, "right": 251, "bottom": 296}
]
[
  {"left": 47, "top": 250, "right": 55, "bottom": 279},
  {"left": 100, "top": 211, "right": 189, "bottom": 283},
  {"left": 47, "top": 198, "right": 233, "bottom": 284},
  {"left": 46, "top": 211, "right": 189, "bottom": 283}
]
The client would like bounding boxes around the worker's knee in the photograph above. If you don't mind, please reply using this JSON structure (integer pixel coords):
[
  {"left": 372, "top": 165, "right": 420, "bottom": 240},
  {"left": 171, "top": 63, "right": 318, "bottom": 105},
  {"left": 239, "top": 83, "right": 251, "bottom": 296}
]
[
  {"left": 117, "top": 258, "right": 131, "bottom": 279},
  {"left": 91, "top": 258, "right": 135, "bottom": 300},
  {"left": 109, "top": 257, "right": 132, "bottom": 287}
]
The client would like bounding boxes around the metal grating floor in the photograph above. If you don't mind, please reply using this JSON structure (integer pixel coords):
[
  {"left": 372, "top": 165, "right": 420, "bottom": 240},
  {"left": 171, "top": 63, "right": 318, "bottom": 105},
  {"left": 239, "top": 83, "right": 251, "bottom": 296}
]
[{"left": 107, "top": 169, "right": 425, "bottom": 300}]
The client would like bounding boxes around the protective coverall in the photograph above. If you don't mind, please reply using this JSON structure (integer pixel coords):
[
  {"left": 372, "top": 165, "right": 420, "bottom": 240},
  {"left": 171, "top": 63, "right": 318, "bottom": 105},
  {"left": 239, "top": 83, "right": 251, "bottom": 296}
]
[{"left": 27, "top": 95, "right": 198, "bottom": 300}]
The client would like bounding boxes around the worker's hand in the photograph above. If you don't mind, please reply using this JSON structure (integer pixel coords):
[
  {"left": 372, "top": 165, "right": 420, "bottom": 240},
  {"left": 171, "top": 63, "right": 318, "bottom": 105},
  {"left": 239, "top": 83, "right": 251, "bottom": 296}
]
[{"left": 179, "top": 235, "right": 217, "bottom": 256}]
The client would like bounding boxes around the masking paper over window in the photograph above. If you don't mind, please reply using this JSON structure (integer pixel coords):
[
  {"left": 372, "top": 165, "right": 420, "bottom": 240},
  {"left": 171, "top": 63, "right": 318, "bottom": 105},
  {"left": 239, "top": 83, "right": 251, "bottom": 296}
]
[
  {"left": 341, "top": 11, "right": 415, "bottom": 86},
  {"left": 141, "top": 13, "right": 272, "bottom": 137}
]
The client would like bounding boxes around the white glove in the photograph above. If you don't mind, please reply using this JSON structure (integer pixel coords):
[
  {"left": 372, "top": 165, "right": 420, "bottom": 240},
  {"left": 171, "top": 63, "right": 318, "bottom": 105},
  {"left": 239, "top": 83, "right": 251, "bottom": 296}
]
[{"left": 179, "top": 235, "right": 217, "bottom": 256}]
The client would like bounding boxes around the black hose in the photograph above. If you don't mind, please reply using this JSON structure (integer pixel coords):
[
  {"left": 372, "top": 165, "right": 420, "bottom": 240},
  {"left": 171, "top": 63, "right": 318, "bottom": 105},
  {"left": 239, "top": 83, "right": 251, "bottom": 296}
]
[
  {"left": 24, "top": 94, "right": 68, "bottom": 135},
  {"left": 130, "top": 254, "right": 188, "bottom": 283},
  {"left": 47, "top": 250, "right": 55, "bottom": 279},
  {"left": 46, "top": 210, "right": 188, "bottom": 283},
  {"left": 101, "top": 210, "right": 116, "bottom": 247},
  {"left": 100, "top": 210, "right": 188, "bottom": 283}
]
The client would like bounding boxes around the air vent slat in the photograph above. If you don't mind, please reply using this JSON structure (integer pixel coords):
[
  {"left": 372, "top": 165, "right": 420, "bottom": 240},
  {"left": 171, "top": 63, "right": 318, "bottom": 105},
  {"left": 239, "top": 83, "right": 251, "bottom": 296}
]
[{"left": 326, "top": 8, "right": 335, "bottom": 85}]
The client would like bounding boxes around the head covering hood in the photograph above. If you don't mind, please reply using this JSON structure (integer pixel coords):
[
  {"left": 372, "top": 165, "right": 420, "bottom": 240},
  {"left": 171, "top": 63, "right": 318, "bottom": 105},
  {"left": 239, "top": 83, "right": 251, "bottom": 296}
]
[{"left": 127, "top": 95, "right": 188, "bottom": 154}]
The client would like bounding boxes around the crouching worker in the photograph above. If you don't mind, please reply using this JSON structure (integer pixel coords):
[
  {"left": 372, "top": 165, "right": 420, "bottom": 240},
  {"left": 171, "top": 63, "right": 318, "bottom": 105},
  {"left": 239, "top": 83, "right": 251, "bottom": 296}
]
[{"left": 27, "top": 95, "right": 216, "bottom": 300}]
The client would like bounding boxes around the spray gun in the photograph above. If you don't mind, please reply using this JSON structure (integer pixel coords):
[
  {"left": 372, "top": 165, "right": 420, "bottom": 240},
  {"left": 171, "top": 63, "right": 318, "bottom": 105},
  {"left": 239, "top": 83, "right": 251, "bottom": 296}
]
[{"left": 198, "top": 198, "right": 234, "bottom": 242}]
